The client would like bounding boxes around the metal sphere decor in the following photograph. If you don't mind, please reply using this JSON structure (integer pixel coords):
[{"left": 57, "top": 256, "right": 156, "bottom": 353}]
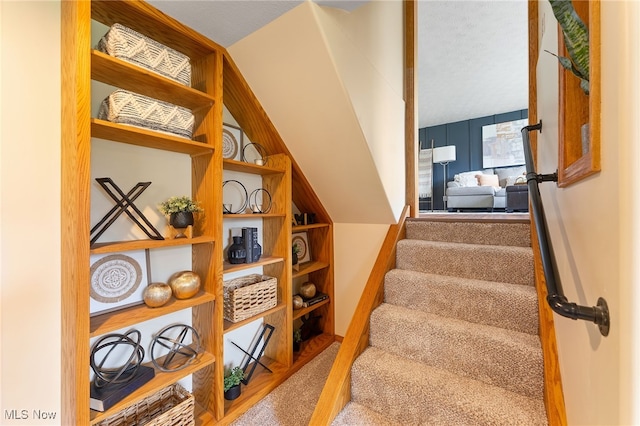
[
  {"left": 168, "top": 270, "right": 201, "bottom": 299},
  {"left": 90, "top": 329, "right": 145, "bottom": 388},
  {"left": 151, "top": 324, "right": 200, "bottom": 372},
  {"left": 143, "top": 282, "right": 172, "bottom": 308}
]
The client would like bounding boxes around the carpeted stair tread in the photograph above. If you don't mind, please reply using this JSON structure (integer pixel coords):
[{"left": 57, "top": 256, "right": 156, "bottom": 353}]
[
  {"left": 331, "top": 402, "right": 397, "bottom": 426},
  {"left": 406, "top": 219, "right": 531, "bottom": 247},
  {"left": 396, "top": 239, "right": 534, "bottom": 286},
  {"left": 350, "top": 347, "right": 547, "bottom": 425},
  {"left": 384, "top": 268, "right": 539, "bottom": 334},
  {"left": 369, "top": 303, "right": 543, "bottom": 399}
]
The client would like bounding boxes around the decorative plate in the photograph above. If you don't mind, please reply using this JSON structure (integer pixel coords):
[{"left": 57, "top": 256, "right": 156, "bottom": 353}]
[
  {"left": 90, "top": 254, "right": 142, "bottom": 303},
  {"left": 222, "top": 128, "right": 239, "bottom": 159},
  {"left": 292, "top": 233, "right": 311, "bottom": 263}
]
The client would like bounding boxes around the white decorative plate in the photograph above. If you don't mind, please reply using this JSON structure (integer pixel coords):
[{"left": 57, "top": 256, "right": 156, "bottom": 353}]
[
  {"left": 222, "top": 128, "right": 239, "bottom": 159},
  {"left": 90, "top": 254, "right": 142, "bottom": 304}
]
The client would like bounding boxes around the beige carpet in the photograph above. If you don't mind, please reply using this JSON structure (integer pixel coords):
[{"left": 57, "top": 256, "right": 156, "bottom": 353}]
[{"left": 231, "top": 342, "right": 340, "bottom": 426}]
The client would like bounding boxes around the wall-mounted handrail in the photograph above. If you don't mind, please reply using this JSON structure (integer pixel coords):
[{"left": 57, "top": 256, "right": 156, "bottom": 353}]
[{"left": 522, "top": 121, "right": 610, "bottom": 336}]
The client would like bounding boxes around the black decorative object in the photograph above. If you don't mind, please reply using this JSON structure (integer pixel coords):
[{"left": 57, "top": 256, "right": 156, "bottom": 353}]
[
  {"left": 294, "top": 212, "right": 316, "bottom": 226},
  {"left": 224, "top": 384, "right": 241, "bottom": 401},
  {"left": 249, "top": 188, "right": 272, "bottom": 213},
  {"left": 90, "top": 329, "right": 145, "bottom": 388},
  {"left": 228, "top": 236, "right": 246, "bottom": 264},
  {"left": 169, "top": 211, "right": 194, "bottom": 228},
  {"left": 230, "top": 323, "right": 275, "bottom": 384},
  {"left": 242, "top": 142, "right": 268, "bottom": 165},
  {"left": 90, "top": 177, "right": 164, "bottom": 245},
  {"left": 150, "top": 324, "right": 200, "bottom": 372},
  {"left": 223, "top": 180, "right": 248, "bottom": 214},
  {"left": 300, "top": 314, "right": 323, "bottom": 341}
]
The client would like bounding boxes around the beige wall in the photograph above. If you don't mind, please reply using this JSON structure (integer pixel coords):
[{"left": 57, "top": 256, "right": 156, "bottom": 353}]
[
  {"left": 0, "top": 1, "right": 62, "bottom": 421},
  {"left": 537, "top": 1, "right": 640, "bottom": 423}
]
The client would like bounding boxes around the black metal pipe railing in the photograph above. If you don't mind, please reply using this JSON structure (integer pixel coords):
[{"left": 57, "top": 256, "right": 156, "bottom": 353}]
[{"left": 522, "top": 121, "right": 610, "bottom": 337}]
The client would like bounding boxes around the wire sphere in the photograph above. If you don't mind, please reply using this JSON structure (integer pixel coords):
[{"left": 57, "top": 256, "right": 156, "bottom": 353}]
[
  {"left": 90, "top": 329, "right": 145, "bottom": 388},
  {"left": 151, "top": 324, "right": 201, "bottom": 372}
]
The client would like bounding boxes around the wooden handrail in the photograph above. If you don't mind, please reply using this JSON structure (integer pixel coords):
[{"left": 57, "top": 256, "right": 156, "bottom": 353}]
[{"left": 309, "top": 205, "right": 410, "bottom": 425}]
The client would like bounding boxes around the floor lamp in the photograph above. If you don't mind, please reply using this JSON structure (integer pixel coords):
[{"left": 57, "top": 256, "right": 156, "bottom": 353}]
[{"left": 433, "top": 145, "right": 456, "bottom": 211}]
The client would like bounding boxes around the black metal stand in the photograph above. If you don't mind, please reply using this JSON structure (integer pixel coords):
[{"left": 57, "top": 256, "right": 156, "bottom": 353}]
[
  {"left": 90, "top": 177, "right": 164, "bottom": 245},
  {"left": 230, "top": 323, "right": 275, "bottom": 384}
]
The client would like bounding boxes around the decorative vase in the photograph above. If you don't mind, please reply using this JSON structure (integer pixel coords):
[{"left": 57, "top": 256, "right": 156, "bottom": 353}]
[
  {"left": 224, "top": 384, "right": 241, "bottom": 400},
  {"left": 228, "top": 236, "right": 246, "bottom": 264},
  {"left": 169, "top": 211, "right": 194, "bottom": 228},
  {"left": 143, "top": 282, "right": 172, "bottom": 307},
  {"left": 168, "top": 271, "right": 201, "bottom": 299}
]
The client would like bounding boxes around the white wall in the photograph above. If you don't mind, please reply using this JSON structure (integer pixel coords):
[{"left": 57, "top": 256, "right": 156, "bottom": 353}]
[
  {"left": 536, "top": 1, "right": 640, "bottom": 423},
  {"left": 0, "top": 1, "right": 62, "bottom": 423}
]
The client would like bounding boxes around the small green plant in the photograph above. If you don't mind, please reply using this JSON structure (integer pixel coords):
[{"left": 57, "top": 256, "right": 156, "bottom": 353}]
[
  {"left": 224, "top": 366, "right": 244, "bottom": 392},
  {"left": 158, "top": 196, "right": 203, "bottom": 215},
  {"left": 292, "top": 243, "right": 300, "bottom": 255},
  {"left": 546, "top": 0, "right": 589, "bottom": 94},
  {"left": 293, "top": 328, "right": 302, "bottom": 343}
]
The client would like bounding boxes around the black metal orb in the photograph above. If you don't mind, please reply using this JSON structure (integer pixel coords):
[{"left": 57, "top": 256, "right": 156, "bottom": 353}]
[
  {"left": 151, "top": 324, "right": 200, "bottom": 372},
  {"left": 90, "top": 329, "right": 145, "bottom": 388}
]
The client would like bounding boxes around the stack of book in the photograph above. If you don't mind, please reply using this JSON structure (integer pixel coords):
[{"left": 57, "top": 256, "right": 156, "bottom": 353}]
[{"left": 90, "top": 365, "right": 155, "bottom": 412}]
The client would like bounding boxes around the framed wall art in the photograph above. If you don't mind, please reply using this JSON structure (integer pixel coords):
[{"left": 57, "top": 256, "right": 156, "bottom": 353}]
[
  {"left": 89, "top": 249, "right": 149, "bottom": 316},
  {"left": 481, "top": 118, "right": 528, "bottom": 168},
  {"left": 222, "top": 123, "right": 243, "bottom": 161},
  {"left": 291, "top": 232, "right": 311, "bottom": 263}
]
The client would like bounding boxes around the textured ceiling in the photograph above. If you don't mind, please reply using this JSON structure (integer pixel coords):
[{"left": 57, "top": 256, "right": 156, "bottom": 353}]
[{"left": 149, "top": 0, "right": 529, "bottom": 129}]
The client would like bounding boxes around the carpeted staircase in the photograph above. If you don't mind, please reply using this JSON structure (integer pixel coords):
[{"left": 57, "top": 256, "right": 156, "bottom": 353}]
[{"left": 333, "top": 218, "right": 548, "bottom": 425}]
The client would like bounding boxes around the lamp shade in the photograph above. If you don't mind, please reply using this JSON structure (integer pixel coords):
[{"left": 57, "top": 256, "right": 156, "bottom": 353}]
[{"left": 432, "top": 145, "right": 456, "bottom": 163}]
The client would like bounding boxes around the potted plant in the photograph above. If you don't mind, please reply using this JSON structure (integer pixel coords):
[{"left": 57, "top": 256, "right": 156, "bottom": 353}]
[
  {"left": 547, "top": 0, "right": 589, "bottom": 95},
  {"left": 223, "top": 366, "right": 244, "bottom": 400},
  {"left": 293, "top": 328, "right": 302, "bottom": 352},
  {"left": 158, "top": 195, "right": 203, "bottom": 228},
  {"left": 292, "top": 243, "right": 300, "bottom": 266}
]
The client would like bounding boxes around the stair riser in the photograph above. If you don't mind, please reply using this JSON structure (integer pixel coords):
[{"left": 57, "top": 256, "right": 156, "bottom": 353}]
[
  {"left": 369, "top": 304, "right": 543, "bottom": 399},
  {"left": 384, "top": 269, "right": 539, "bottom": 335},
  {"left": 396, "top": 240, "right": 534, "bottom": 286},
  {"left": 406, "top": 220, "right": 531, "bottom": 247}
]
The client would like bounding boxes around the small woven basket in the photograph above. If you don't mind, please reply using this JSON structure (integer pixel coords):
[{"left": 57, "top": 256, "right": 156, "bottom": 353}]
[
  {"left": 224, "top": 274, "right": 278, "bottom": 323},
  {"left": 98, "top": 23, "right": 191, "bottom": 86},
  {"left": 95, "top": 383, "right": 194, "bottom": 426},
  {"left": 98, "top": 89, "right": 195, "bottom": 139}
]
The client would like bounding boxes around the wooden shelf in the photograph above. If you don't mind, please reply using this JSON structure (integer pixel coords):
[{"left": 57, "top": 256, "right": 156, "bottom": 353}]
[
  {"left": 293, "top": 298, "right": 330, "bottom": 321},
  {"left": 223, "top": 303, "right": 287, "bottom": 333},
  {"left": 90, "top": 235, "right": 215, "bottom": 255},
  {"left": 90, "top": 350, "right": 215, "bottom": 425},
  {"left": 92, "top": 50, "right": 215, "bottom": 111},
  {"left": 293, "top": 260, "right": 330, "bottom": 279},
  {"left": 223, "top": 256, "right": 284, "bottom": 274},
  {"left": 90, "top": 291, "right": 216, "bottom": 337},
  {"left": 292, "top": 223, "right": 330, "bottom": 231},
  {"left": 223, "top": 158, "right": 286, "bottom": 175},
  {"left": 91, "top": 119, "right": 214, "bottom": 155},
  {"left": 292, "top": 333, "right": 335, "bottom": 367},
  {"left": 222, "top": 212, "right": 286, "bottom": 219}
]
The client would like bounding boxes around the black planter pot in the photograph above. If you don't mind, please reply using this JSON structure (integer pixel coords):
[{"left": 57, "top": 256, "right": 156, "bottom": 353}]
[
  {"left": 224, "top": 384, "right": 241, "bottom": 400},
  {"left": 170, "top": 211, "right": 194, "bottom": 228},
  {"left": 292, "top": 252, "right": 298, "bottom": 266}
]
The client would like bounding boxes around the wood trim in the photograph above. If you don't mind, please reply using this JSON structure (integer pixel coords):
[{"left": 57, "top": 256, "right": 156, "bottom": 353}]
[
  {"left": 308, "top": 206, "right": 410, "bottom": 425},
  {"left": 61, "top": 1, "right": 92, "bottom": 423},
  {"left": 404, "top": 0, "right": 418, "bottom": 217},
  {"left": 530, "top": 2, "right": 567, "bottom": 424},
  {"left": 557, "top": 0, "right": 601, "bottom": 187}
]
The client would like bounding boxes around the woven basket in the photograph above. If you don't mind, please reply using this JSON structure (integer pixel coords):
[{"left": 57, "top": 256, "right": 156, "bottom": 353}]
[
  {"left": 98, "top": 89, "right": 195, "bottom": 139},
  {"left": 98, "top": 23, "right": 191, "bottom": 86},
  {"left": 224, "top": 274, "right": 278, "bottom": 323},
  {"left": 95, "top": 383, "right": 194, "bottom": 426}
]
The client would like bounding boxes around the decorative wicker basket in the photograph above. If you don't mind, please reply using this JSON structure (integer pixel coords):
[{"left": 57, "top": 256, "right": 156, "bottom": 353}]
[
  {"left": 98, "top": 23, "right": 191, "bottom": 86},
  {"left": 95, "top": 383, "right": 194, "bottom": 426},
  {"left": 98, "top": 89, "right": 195, "bottom": 139},
  {"left": 224, "top": 274, "right": 278, "bottom": 323}
]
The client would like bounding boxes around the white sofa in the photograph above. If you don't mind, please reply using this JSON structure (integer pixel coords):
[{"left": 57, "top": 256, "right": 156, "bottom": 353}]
[{"left": 446, "top": 166, "right": 526, "bottom": 211}]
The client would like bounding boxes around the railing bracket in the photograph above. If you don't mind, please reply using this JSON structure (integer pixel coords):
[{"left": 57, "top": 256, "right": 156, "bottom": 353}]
[{"left": 596, "top": 297, "right": 610, "bottom": 336}]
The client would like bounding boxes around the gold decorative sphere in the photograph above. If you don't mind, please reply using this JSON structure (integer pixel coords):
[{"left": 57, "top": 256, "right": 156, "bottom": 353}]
[
  {"left": 143, "top": 282, "right": 172, "bottom": 308},
  {"left": 292, "top": 295, "right": 303, "bottom": 309},
  {"left": 169, "top": 271, "right": 201, "bottom": 299},
  {"left": 300, "top": 282, "right": 316, "bottom": 299}
]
